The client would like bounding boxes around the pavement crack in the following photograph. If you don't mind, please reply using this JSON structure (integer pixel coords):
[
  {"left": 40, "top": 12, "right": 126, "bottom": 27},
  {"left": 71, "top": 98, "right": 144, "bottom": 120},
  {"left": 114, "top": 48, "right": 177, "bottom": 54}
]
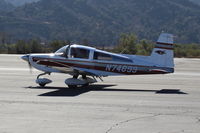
[{"left": 105, "top": 114, "right": 160, "bottom": 133}]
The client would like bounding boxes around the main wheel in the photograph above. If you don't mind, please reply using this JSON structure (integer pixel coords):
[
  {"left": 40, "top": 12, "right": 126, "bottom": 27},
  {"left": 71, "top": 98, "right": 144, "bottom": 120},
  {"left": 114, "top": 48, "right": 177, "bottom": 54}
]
[
  {"left": 82, "top": 83, "right": 89, "bottom": 87},
  {"left": 68, "top": 85, "right": 77, "bottom": 89}
]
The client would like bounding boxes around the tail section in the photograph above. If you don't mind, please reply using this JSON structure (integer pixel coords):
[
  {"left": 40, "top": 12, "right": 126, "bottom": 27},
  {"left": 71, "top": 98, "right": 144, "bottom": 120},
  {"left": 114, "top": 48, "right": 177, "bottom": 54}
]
[{"left": 150, "top": 33, "right": 174, "bottom": 68}]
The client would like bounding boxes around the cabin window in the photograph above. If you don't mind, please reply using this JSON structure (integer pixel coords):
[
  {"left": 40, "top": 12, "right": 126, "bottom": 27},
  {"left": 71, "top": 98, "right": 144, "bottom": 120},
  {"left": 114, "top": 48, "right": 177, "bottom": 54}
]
[
  {"left": 112, "top": 55, "right": 133, "bottom": 62},
  {"left": 94, "top": 51, "right": 132, "bottom": 62},
  {"left": 94, "top": 51, "right": 112, "bottom": 61},
  {"left": 70, "top": 48, "right": 90, "bottom": 59}
]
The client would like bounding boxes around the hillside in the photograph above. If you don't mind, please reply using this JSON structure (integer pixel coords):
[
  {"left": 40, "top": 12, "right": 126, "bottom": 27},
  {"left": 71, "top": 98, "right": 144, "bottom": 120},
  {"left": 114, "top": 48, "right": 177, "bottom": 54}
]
[
  {"left": 1, "top": 0, "right": 200, "bottom": 45},
  {"left": 0, "top": 0, "right": 14, "bottom": 11},
  {"left": 190, "top": 0, "right": 200, "bottom": 4},
  {"left": 4, "top": 0, "right": 40, "bottom": 7}
]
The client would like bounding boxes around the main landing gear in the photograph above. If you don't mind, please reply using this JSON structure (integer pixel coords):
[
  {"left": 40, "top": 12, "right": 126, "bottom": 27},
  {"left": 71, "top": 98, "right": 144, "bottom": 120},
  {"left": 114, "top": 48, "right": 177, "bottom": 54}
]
[
  {"left": 35, "top": 72, "right": 97, "bottom": 88},
  {"left": 65, "top": 74, "right": 97, "bottom": 89},
  {"left": 36, "top": 72, "right": 52, "bottom": 87}
]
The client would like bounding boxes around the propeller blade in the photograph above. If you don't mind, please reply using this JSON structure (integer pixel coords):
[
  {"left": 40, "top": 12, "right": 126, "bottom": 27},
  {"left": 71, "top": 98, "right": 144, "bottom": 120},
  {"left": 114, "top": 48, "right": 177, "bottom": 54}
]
[
  {"left": 28, "top": 60, "right": 33, "bottom": 73},
  {"left": 21, "top": 54, "right": 32, "bottom": 73}
]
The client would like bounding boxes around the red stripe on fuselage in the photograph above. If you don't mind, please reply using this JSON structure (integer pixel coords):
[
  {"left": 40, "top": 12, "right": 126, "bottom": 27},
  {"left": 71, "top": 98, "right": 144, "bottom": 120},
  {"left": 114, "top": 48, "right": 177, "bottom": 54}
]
[
  {"left": 156, "top": 42, "right": 173, "bottom": 46},
  {"left": 33, "top": 57, "right": 161, "bottom": 68},
  {"left": 32, "top": 57, "right": 168, "bottom": 75},
  {"left": 155, "top": 46, "right": 174, "bottom": 50}
]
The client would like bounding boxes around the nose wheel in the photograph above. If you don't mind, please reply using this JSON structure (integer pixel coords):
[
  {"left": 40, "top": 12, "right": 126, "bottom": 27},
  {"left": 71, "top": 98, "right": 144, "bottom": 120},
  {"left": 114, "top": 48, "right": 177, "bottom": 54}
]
[
  {"left": 38, "top": 83, "right": 46, "bottom": 87},
  {"left": 36, "top": 72, "right": 52, "bottom": 87}
]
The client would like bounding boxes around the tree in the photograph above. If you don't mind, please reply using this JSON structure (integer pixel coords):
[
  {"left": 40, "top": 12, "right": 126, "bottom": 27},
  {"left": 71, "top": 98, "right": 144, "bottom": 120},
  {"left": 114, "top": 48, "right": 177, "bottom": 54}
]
[
  {"left": 29, "top": 39, "right": 42, "bottom": 53},
  {"left": 136, "top": 40, "right": 153, "bottom": 55},
  {"left": 7, "top": 44, "right": 17, "bottom": 54},
  {"left": 50, "top": 40, "right": 66, "bottom": 52},
  {"left": 114, "top": 33, "right": 138, "bottom": 54},
  {"left": 15, "top": 40, "right": 27, "bottom": 54}
]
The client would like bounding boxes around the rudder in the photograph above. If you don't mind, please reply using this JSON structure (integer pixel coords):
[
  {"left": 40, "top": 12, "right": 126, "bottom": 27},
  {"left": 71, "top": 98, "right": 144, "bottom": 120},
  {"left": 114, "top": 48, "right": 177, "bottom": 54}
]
[{"left": 150, "top": 33, "right": 174, "bottom": 68}]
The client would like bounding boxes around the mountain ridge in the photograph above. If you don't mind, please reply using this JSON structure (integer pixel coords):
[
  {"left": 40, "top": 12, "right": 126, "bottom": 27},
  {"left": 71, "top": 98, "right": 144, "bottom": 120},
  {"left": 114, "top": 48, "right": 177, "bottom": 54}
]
[
  {"left": 4, "top": 0, "right": 40, "bottom": 7},
  {"left": 190, "top": 0, "right": 200, "bottom": 4},
  {"left": 0, "top": 0, "right": 14, "bottom": 11},
  {"left": 1, "top": 0, "right": 200, "bottom": 45}
]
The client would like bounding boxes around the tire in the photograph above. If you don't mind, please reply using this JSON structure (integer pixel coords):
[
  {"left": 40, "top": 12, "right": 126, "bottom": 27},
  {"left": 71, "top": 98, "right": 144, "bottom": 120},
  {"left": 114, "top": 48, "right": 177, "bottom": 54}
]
[
  {"left": 68, "top": 85, "right": 77, "bottom": 89},
  {"left": 82, "top": 83, "right": 89, "bottom": 87},
  {"left": 39, "top": 83, "right": 46, "bottom": 87}
]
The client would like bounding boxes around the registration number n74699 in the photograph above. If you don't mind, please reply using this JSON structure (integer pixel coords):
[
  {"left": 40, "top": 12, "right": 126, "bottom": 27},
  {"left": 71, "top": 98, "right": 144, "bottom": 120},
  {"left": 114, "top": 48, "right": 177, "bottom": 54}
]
[{"left": 106, "top": 65, "right": 137, "bottom": 73}]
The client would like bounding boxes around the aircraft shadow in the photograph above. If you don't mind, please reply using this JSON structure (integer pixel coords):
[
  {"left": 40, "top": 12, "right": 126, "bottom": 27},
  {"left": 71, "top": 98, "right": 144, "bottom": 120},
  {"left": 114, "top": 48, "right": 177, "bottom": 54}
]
[{"left": 27, "top": 84, "right": 188, "bottom": 97}]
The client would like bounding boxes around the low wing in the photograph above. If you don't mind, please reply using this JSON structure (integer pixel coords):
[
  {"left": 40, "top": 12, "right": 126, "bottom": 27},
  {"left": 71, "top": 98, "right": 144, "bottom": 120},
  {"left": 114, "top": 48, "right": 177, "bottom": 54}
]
[{"left": 72, "top": 67, "right": 104, "bottom": 77}]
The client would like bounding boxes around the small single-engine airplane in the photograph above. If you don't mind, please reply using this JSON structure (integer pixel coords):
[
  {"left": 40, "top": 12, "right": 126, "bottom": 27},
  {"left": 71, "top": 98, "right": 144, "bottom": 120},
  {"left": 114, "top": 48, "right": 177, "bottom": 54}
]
[{"left": 21, "top": 33, "right": 174, "bottom": 88}]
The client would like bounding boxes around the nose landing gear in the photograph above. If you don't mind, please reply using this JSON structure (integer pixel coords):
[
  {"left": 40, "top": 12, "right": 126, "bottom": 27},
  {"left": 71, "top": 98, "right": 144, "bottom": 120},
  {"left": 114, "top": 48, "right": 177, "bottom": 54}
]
[{"left": 36, "top": 72, "right": 52, "bottom": 87}]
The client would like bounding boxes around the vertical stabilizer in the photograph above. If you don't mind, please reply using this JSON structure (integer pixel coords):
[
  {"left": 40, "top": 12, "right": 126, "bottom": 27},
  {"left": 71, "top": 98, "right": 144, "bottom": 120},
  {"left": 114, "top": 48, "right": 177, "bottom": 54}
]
[{"left": 150, "top": 33, "right": 174, "bottom": 68}]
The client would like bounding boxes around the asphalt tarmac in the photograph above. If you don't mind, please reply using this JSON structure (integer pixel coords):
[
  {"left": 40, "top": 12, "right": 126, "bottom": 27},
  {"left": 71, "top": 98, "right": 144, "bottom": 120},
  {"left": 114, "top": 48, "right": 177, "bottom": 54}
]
[{"left": 0, "top": 54, "right": 200, "bottom": 133}]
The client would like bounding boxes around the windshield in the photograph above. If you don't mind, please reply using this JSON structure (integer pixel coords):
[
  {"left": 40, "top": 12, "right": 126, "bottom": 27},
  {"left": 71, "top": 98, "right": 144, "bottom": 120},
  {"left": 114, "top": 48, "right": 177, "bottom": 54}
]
[
  {"left": 55, "top": 45, "right": 68, "bottom": 53},
  {"left": 55, "top": 45, "right": 69, "bottom": 57}
]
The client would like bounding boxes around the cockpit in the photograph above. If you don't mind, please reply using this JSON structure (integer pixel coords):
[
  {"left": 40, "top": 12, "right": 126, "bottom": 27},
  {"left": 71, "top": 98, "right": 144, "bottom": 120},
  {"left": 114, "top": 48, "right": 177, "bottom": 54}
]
[
  {"left": 55, "top": 44, "right": 133, "bottom": 63},
  {"left": 55, "top": 45, "right": 91, "bottom": 59}
]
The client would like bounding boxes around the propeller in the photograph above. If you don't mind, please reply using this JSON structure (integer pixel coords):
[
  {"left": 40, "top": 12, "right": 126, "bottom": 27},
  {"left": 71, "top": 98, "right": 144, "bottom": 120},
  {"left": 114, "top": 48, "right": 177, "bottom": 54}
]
[
  {"left": 21, "top": 54, "right": 33, "bottom": 73},
  {"left": 28, "top": 59, "right": 33, "bottom": 73}
]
